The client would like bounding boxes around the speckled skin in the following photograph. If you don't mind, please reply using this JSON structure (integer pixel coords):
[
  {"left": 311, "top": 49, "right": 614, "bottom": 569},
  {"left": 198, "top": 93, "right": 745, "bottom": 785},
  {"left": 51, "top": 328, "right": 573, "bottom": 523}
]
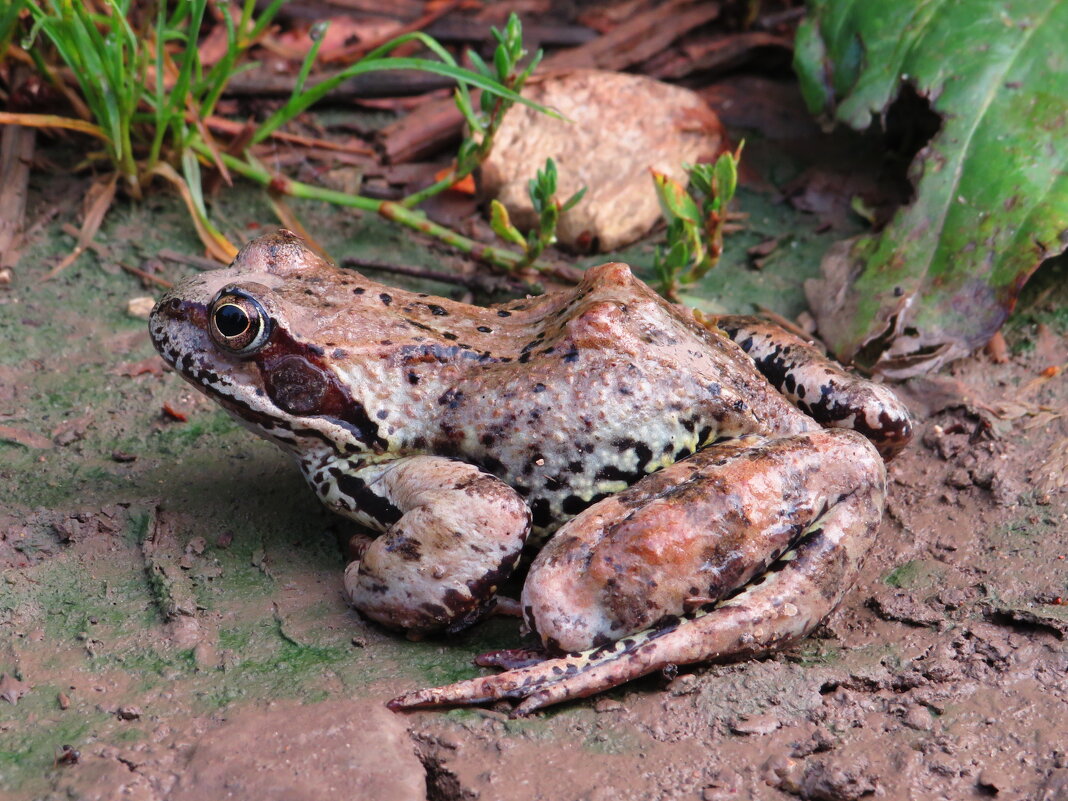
[{"left": 150, "top": 230, "right": 913, "bottom": 714}]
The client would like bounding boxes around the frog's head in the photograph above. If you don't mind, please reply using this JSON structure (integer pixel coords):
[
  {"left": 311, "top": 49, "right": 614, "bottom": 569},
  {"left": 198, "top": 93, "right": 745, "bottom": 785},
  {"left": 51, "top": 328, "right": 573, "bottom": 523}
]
[{"left": 149, "top": 230, "right": 387, "bottom": 457}]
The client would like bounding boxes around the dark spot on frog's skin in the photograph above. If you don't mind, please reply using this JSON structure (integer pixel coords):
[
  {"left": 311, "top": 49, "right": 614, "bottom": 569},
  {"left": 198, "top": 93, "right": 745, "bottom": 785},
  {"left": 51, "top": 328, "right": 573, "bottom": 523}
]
[
  {"left": 518, "top": 352, "right": 531, "bottom": 364},
  {"left": 379, "top": 340, "right": 393, "bottom": 346},
  {"left": 427, "top": 304, "right": 448, "bottom": 316},
  {"left": 596, "top": 465, "right": 643, "bottom": 483},
  {"left": 406, "top": 318, "right": 435, "bottom": 333},
  {"left": 533, "top": 383, "right": 546, "bottom": 393},
  {"left": 329, "top": 468, "right": 402, "bottom": 526},
  {"left": 784, "top": 373, "right": 797, "bottom": 394},
  {"left": 407, "top": 371, "right": 419, "bottom": 385},
  {"left": 387, "top": 536, "right": 422, "bottom": 561},
  {"left": 306, "top": 344, "right": 325, "bottom": 357},
  {"left": 376, "top": 409, "right": 388, "bottom": 420},
  {"left": 438, "top": 389, "right": 463, "bottom": 409},
  {"left": 332, "top": 348, "right": 347, "bottom": 359},
  {"left": 561, "top": 492, "right": 610, "bottom": 516},
  {"left": 379, "top": 293, "right": 393, "bottom": 306},
  {"left": 353, "top": 287, "right": 365, "bottom": 295},
  {"left": 567, "top": 460, "right": 583, "bottom": 474},
  {"left": 797, "top": 384, "right": 806, "bottom": 399},
  {"left": 541, "top": 347, "right": 555, "bottom": 355},
  {"left": 477, "top": 326, "right": 492, "bottom": 333},
  {"left": 562, "top": 345, "right": 580, "bottom": 363},
  {"left": 530, "top": 498, "right": 552, "bottom": 528},
  {"left": 497, "top": 310, "right": 511, "bottom": 318},
  {"left": 611, "top": 438, "right": 654, "bottom": 471},
  {"left": 442, "top": 332, "right": 459, "bottom": 341}
]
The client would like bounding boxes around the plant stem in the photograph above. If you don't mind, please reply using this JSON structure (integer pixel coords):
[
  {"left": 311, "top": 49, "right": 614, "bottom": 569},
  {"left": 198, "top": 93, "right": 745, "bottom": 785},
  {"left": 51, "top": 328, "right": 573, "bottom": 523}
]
[{"left": 193, "top": 141, "right": 570, "bottom": 276}]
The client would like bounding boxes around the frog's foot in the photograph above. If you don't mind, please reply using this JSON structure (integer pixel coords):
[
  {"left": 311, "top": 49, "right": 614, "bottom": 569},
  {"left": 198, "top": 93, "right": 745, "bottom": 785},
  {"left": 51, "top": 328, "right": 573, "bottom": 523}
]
[
  {"left": 474, "top": 647, "right": 547, "bottom": 670},
  {"left": 390, "top": 431, "right": 885, "bottom": 715},
  {"left": 714, "top": 315, "right": 913, "bottom": 458},
  {"left": 390, "top": 493, "right": 873, "bottom": 715},
  {"left": 335, "top": 455, "right": 531, "bottom": 634}
]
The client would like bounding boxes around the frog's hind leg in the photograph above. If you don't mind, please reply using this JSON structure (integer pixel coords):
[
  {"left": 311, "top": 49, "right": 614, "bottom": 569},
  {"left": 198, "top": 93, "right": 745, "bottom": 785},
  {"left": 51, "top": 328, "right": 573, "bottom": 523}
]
[
  {"left": 714, "top": 315, "right": 913, "bottom": 458},
  {"left": 389, "top": 430, "right": 886, "bottom": 715},
  {"left": 389, "top": 490, "right": 878, "bottom": 715}
]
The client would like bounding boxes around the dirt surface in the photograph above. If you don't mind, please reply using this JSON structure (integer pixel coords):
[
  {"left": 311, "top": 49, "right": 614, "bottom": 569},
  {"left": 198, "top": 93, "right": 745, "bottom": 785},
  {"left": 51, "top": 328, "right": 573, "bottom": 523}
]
[{"left": 2, "top": 170, "right": 1067, "bottom": 801}]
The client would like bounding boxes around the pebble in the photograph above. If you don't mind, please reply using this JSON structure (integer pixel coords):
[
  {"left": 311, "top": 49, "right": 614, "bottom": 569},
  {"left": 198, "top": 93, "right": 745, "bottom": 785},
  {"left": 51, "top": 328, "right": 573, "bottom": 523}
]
[
  {"left": 730, "top": 712, "right": 781, "bottom": 735},
  {"left": 903, "top": 705, "right": 934, "bottom": 731}
]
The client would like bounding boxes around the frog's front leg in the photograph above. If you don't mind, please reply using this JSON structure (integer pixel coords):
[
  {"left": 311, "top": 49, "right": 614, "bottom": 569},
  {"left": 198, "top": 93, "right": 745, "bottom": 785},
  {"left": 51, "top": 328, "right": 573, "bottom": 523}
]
[
  {"left": 304, "top": 454, "right": 531, "bottom": 634},
  {"left": 714, "top": 315, "right": 913, "bottom": 458},
  {"left": 389, "top": 430, "right": 885, "bottom": 714}
]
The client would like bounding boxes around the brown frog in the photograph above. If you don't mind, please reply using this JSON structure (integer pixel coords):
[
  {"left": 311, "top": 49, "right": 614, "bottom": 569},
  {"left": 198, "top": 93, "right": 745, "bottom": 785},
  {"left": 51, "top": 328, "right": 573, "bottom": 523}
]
[{"left": 150, "top": 230, "right": 912, "bottom": 715}]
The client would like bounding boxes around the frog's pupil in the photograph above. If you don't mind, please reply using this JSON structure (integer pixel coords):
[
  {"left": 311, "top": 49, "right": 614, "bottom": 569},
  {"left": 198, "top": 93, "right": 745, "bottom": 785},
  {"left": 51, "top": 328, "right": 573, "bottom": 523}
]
[{"left": 216, "top": 304, "right": 249, "bottom": 337}]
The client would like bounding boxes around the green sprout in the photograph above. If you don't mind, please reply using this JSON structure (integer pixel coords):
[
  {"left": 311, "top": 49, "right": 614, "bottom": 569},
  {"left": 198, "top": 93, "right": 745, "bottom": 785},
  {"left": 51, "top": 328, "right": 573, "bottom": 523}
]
[
  {"left": 652, "top": 143, "right": 744, "bottom": 299},
  {"left": 402, "top": 12, "right": 546, "bottom": 209},
  {"left": 488, "top": 158, "right": 586, "bottom": 271}
]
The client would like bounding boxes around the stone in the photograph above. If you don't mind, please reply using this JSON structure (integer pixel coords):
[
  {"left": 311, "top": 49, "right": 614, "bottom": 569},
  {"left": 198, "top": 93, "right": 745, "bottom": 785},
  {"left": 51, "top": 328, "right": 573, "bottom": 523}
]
[{"left": 480, "top": 69, "right": 722, "bottom": 252}]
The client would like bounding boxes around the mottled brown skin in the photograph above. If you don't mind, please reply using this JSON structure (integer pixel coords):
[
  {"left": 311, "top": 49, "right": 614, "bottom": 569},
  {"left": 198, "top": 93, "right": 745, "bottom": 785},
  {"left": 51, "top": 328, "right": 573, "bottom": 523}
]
[{"left": 150, "top": 230, "right": 912, "bottom": 714}]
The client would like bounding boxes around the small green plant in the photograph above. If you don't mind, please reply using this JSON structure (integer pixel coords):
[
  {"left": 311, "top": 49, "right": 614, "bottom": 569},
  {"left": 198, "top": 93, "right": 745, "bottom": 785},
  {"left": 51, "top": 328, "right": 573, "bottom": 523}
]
[
  {"left": 652, "top": 143, "right": 743, "bottom": 299},
  {"left": 404, "top": 13, "right": 543, "bottom": 209},
  {"left": 488, "top": 158, "right": 586, "bottom": 271},
  {"left": 4, "top": 6, "right": 561, "bottom": 273}
]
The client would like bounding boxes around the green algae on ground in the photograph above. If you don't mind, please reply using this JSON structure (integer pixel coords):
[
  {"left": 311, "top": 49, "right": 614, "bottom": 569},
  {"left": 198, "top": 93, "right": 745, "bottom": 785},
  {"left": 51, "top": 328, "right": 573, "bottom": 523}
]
[{"left": 882, "top": 560, "right": 944, "bottom": 590}]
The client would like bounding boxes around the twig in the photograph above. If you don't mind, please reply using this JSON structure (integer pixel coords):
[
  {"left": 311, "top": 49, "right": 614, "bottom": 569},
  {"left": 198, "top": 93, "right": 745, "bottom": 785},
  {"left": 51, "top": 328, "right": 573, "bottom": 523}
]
[
  {"left": 119, "top": 261, "right": 173, "bottom": 289},
  {"left": 330, "top": 0, "right": 463, "bottom": 64},
  {"left": 203, "top": 115, "right": 374, "bottom": 155},
  {"left": 0, "top": 123, "right": 35, "bottom": 272}
]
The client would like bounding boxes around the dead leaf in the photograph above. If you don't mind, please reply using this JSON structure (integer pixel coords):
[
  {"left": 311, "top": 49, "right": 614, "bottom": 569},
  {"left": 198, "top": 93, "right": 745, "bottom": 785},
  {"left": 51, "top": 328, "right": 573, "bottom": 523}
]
[
  {"left": 0, "top": 674, "right": 28, "bottom": 704},
  {"left": 112, "top": 356, "right": 166, "bottom": 378}
]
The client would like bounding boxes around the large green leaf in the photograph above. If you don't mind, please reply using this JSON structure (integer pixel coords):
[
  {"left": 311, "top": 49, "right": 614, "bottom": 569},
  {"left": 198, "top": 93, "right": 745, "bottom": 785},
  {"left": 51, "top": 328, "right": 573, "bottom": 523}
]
[{"left": 795, "top": 0, "right": 1068, "bottom": 378}]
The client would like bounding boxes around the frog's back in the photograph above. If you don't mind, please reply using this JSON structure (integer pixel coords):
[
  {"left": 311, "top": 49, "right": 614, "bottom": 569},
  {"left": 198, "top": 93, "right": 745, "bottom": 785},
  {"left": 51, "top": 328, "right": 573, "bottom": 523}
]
[{"left": 428, "top": 262, "right": 814, "bottom": 534}]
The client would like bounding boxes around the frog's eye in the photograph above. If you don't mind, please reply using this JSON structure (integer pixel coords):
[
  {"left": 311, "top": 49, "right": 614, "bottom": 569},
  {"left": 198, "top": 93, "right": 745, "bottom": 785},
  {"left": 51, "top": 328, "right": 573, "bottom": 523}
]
[{"left": 209, "top": 291, "right": 271, "bottom": 354}]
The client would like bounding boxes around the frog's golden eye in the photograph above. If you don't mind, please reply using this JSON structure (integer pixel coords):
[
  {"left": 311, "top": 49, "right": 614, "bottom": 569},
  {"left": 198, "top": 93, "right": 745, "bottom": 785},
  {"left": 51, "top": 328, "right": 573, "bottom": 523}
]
[{"left": 209, "top": 291, "right": 271, "bottom": 354}]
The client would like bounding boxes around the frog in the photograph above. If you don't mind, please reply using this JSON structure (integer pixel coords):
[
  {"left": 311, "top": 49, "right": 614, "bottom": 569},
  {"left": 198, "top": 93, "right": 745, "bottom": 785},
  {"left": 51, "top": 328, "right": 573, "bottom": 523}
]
[{"left": 150, "top": 229, "right": 912, "bottom": 716}]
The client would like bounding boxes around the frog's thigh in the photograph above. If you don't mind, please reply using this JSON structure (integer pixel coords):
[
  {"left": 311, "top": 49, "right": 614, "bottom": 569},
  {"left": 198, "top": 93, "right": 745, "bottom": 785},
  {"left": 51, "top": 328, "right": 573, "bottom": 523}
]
[
  {"left": 389, "top": 430, "right": 886, "bottom": 714},
  {"left": 715, "top": 315, "right": 913, "bottom": 458},
  {"left": 524, "top": 430, "right": 886, "bottom": 653},
  {"left": 343, "top": 456, "right": 531, "bottom": 634}
]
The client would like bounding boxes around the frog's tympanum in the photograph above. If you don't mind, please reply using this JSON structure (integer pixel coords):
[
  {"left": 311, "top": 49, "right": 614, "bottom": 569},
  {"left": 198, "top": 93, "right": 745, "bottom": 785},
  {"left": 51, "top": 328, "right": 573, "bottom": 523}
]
[{"left": 151, "top": 230, "right": 912, "bottom": 715}]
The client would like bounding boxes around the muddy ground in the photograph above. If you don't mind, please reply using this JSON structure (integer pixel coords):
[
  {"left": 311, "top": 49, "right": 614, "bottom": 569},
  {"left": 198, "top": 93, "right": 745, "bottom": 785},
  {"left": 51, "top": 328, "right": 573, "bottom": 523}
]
[{"left": 1, "top": 165, "right": 1067, "bottom": 801}]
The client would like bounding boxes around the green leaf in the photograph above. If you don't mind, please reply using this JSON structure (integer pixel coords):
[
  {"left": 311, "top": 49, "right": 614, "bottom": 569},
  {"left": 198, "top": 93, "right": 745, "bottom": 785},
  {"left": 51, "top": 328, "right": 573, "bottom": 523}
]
[
  {"left": 651, "top": 170, "right": 701, "bottom": 225},
  {"left": 489, "top": 200, "right": 527, "bottom": 249},
  {"left": 795, "top": 0, "right": 1068, "bottom": 378}
]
